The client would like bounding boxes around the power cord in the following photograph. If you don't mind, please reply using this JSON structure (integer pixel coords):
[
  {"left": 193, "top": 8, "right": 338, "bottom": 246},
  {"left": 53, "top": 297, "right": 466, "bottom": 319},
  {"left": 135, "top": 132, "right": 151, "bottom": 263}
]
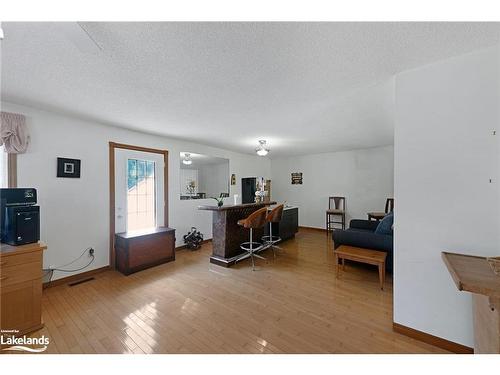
[
  {"left": 50, "top": 255, "right": 95, "bottom": 273},
  {"left": 54, "top": 247, "right": 93, "bottom": 269},
  {"left": 43, "top": 247, "right": 95, "bottom": 286}
]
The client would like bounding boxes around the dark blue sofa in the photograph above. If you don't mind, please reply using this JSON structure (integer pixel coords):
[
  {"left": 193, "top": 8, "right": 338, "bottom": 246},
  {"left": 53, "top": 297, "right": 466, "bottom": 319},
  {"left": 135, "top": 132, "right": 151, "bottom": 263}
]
[{"left": 332, "top": 219, "right": 394, "bottom": 272}]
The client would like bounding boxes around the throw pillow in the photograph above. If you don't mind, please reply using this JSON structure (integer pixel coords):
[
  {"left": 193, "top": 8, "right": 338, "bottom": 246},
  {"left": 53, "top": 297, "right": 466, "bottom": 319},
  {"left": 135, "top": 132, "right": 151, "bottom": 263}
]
[{"left": 375, "top": 212, "right": 394, "bottom": 235}]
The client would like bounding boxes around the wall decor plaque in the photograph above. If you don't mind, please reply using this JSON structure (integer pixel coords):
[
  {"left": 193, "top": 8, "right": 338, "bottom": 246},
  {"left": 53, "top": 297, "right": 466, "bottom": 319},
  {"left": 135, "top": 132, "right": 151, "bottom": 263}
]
[{"left": 291, "top": 172, "right": 303, "bottom": 185}]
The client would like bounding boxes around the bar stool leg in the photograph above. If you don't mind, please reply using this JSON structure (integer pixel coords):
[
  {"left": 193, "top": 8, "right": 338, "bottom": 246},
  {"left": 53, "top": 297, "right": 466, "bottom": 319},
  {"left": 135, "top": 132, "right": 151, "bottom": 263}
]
[
  {"left": 247, "top": 228, "right": 266, "bottom": 270},
  {"left": 270, "top": 223, "right": 276, "bottom": 260},
  {"left": 250, "top": 228, "right": 255, "bottom": 271}
]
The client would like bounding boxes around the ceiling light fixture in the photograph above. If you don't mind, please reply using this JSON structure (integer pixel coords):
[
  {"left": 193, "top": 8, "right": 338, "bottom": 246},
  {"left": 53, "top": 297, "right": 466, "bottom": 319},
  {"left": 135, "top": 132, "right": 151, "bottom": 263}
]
[
  {"left": 183, "top": 153, "right": 193, "bottom": 165},
  {"left": 255, "top": 140, "right": 270, "bottom": 156}
]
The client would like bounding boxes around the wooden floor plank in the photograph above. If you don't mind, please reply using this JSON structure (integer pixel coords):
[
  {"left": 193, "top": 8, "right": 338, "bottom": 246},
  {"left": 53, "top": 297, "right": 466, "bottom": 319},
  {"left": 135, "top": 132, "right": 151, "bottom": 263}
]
[{"left": 26, "top": 229, "right": 448, "bottom": 354}]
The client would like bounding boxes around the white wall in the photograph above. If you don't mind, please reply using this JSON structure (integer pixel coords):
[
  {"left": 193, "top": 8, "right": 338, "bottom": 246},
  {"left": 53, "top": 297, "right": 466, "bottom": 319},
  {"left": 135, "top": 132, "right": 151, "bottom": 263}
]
[
  {"left": 198, "top": 162, "right": 230, "bottom": 198},
  {"left": 394, "top": 46, "right": 500, "bottom": 347},
  {"left": 1, "top": 101, "right": 271, "bottom": 280},
  {"left": 271, "top": 146, "right": 394, "bottom": 228}
]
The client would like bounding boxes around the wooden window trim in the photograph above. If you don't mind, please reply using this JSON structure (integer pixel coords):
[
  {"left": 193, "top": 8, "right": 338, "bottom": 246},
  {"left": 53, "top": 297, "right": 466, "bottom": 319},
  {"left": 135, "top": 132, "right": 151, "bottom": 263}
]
[
  {"left": 109, "top": 142, "right": 169, "bottom": 269},
  {"left": 7, "top": 153, "right": 17, "bottom": 188}
]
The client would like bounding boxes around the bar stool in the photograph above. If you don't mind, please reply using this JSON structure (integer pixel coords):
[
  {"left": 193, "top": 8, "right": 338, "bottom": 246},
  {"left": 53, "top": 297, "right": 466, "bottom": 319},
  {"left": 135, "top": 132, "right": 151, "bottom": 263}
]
[
  {"left": 236, "top": 207, "right": 268, "bottom": 270},
  {"left": 326, "top": 196, "right": 346, "bottom": 234},
  {"left": 262, "top": 204, "right": 284, "bottom": 259}
]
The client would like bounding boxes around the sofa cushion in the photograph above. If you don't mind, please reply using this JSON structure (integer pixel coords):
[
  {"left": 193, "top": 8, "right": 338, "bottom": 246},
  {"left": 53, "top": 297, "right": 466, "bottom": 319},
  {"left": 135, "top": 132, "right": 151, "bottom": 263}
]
[
  {"left": 346, "top": 228, "right": 374, "bottom": 233},
  {"left": 375, "top": 212, "right": 394, "bottom": 235}
]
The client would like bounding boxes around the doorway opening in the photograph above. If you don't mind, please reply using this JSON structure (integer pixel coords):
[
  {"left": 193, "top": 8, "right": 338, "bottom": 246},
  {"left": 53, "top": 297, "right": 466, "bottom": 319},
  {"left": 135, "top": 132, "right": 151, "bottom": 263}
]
[{"left": 109, "top": 142, "right": 168, "bottom": 269}]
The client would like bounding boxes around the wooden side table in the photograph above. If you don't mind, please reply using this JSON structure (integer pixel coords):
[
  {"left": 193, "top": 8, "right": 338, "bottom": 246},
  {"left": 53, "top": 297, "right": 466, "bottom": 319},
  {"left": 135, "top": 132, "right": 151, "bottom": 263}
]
[
  {"left": 334, "top": 245, "right": 387, "bottom": 290},
  {"left": 442, "top": 252, "right": 500, "bottom": 353}
]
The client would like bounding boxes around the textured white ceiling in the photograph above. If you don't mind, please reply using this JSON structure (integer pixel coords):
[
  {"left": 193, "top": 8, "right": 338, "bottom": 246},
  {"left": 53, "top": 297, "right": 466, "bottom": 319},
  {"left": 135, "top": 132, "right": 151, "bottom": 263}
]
[{"left": 2, "top": 22, "right": 500, "bottom": 157}]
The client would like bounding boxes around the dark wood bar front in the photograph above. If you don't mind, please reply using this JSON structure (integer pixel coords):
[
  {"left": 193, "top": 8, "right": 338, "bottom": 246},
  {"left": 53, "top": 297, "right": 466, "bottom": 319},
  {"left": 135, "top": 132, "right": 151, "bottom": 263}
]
[{"left": 198, "top": 202, "right": 276, "bottom": 267}]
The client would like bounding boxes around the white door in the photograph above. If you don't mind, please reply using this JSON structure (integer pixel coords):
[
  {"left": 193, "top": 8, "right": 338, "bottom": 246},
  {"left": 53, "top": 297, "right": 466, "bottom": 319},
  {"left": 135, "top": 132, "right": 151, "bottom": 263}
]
[{"left": 115, "top": 149, "right": 165, "bottom": 233}]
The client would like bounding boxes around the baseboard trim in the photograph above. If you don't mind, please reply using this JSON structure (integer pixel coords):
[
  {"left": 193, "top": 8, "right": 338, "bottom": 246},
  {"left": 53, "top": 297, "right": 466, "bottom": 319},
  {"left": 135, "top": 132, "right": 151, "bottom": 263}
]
[
  {"left": 43, "top": 266, "right": 110, "bottom": 289},
  {"left": 176, "top": 238, "right": 212, "bottom": 250},
  {"left": 393, "top": 322, "right": 473, "bottom": 354}
]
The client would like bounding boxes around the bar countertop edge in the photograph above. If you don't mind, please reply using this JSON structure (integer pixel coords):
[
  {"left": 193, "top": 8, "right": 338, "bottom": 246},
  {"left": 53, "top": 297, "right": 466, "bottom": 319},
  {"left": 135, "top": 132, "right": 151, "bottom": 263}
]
[{"left": 198, "top": 201, "right": 277, "bottom": 211}]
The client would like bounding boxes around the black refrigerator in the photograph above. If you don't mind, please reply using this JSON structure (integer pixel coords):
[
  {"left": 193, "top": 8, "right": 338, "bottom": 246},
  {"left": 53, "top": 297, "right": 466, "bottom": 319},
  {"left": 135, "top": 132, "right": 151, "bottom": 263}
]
[{"left": 241, "top": 177, "right": 256, "bottom": 204}]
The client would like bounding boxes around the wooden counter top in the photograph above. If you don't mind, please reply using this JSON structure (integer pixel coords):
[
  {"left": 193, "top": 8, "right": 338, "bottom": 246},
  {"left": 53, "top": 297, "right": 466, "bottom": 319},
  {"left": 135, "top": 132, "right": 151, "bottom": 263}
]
[
  {"left": 198, "top": 201, "right": 276, "bottom": 211},
  {"left": 442, "top": 252, "right": 500, "bottom": 298},
  {"left": 0, "top": 241, "right": 47, "bottom": 257},
  {"left": 442, "top": 251, "right": 500, "bottom": 353},
  {"left": 115, "top": 226, "right": 175, "bottom": 239}
]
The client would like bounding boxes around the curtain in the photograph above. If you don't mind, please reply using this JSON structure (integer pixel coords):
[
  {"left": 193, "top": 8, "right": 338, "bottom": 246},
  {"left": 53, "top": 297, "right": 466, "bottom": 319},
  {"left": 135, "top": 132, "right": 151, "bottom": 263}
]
[{"left": 0, "top": 111, "right": 29, "bottom": 153}]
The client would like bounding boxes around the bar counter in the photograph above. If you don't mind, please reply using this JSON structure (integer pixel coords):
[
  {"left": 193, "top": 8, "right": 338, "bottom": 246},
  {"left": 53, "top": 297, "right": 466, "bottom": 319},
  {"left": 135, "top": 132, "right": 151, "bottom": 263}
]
[{"left": 198, "top": 201, "right": 276, "bottom": 267}]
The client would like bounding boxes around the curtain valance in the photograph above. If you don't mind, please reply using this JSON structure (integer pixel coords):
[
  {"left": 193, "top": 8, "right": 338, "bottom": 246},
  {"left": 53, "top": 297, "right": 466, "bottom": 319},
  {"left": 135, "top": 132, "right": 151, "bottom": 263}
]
[{"left": 0, "top": 111, "right": 29, "bottom": 153}]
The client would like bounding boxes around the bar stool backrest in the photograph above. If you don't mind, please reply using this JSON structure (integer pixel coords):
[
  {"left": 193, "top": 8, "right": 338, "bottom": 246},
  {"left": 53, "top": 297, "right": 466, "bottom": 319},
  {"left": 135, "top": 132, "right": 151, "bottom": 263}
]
[
  {"left": 239, "top": 207, "right": 268, "bottom": 229},
  {"left": 385, "top": 198, "right": 394, "bottom": 213},
  {"left": 328, "top": 196, "right": 345, "bottom": 211},
  {"left": 266, "top": 204, "right": 284, "bottom": 223}
]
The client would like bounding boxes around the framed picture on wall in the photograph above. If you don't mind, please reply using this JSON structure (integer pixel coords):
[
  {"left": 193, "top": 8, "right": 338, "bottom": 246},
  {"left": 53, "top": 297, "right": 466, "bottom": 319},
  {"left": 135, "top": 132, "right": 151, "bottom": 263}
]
[
  {"left": 291, "top": 172, "right": 303, "bottom": 185},
  {"left": 57, "top": 157, "right": 81, "bottom": 178}
]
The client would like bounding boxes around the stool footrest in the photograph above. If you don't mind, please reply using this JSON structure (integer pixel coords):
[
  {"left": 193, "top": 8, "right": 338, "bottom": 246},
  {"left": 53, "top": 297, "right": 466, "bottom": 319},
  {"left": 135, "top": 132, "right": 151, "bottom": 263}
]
[
  {"left": 240, "top": 241, "right": 264, "bottom": 252},
  {"left": 262, "top": 235, "right": 281, "bottom": 243}
]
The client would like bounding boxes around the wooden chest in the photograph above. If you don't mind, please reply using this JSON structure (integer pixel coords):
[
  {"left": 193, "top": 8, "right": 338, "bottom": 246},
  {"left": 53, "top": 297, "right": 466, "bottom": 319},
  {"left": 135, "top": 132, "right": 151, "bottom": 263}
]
[
  {"left": 0, "top": 241, "right": 46, "bottom": 336},
  {"left": 115, "top": 227, "right": 175, "bottom": 275}
]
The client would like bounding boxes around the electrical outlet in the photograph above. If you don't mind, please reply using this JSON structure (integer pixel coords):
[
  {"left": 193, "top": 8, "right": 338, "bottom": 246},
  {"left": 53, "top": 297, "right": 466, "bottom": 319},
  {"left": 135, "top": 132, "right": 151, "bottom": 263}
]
[{"left": 89, "top": 248, "right": 95, "bottom": 256}]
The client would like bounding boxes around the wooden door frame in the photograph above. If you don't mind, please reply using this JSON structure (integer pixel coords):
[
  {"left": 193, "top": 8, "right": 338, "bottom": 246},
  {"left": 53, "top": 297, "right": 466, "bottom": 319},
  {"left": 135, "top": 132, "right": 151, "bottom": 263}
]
[{"left": 109, "top": 142, "right": 169, "bottom": 269}]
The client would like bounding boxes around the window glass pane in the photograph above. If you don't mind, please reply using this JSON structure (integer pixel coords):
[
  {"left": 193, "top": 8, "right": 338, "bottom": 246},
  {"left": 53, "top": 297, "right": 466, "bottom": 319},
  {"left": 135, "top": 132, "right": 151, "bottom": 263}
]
[
  {"left": 128, "top": 159, "right": 137, "bottom": 178},
  {"left": 137, "top": 160, "right": 145, "bottom": 178},
  {"left": 127, "top": 176, "right": 135, "bottom": 190},
  {"left": 138, "top": 194, "right": 147, "bottom": 212},
  {"left": 146, "top": 161, "right": 155, "bottom": 177},
  {"left": 146, "top": 176, "right": 154, "bottom": 196},
  {"left": 126, "top": 158, "right": 156, "bottom": 231},
  {"left": 127, "top": 159, "right": 137, "bottom": 189},
  {"left": 127, "top": 192, "right": 137, "bottom": 212},
  {"left": 137, "top": 178, "right": 147, "bottom": 195}
]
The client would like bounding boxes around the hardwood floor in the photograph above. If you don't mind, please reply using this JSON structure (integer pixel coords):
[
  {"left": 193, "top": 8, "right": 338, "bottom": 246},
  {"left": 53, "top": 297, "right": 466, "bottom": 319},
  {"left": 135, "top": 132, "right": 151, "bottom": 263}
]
[{"left": 24, "top": 228, "right": 448, "bottom": 354}]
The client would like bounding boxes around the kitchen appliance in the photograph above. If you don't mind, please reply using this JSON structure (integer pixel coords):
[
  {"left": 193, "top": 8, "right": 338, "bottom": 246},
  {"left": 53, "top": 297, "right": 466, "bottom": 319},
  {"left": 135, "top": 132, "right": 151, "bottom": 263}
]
[{"left": 241, "top": 177, "right": 257, "bottom": 204}]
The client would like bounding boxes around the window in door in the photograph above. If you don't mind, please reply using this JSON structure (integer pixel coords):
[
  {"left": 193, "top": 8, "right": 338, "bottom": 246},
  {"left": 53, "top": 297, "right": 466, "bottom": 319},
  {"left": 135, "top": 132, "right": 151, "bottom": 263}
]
[{"left": 127, "top": 158, "right": 156, "bottom": 231}]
